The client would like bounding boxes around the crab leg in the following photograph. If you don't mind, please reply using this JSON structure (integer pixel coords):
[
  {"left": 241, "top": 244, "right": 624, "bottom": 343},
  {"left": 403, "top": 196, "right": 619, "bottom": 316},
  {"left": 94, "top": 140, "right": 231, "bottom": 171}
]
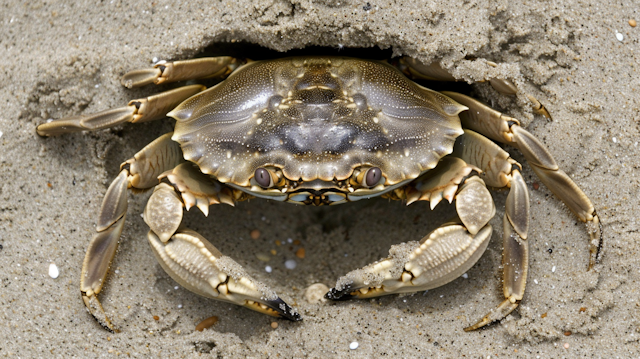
[
  {"left": 326, "top": 171, "right": 496, "bottom": 304},
  {"left": 444, "top": 92, "right": 602, "bottom": 270},
  {"left": 120, "top": 57, "right": 243, "bottom": 88},
  {"left": 36, "top": 85, "right": 205, "bottom": 136},
  {"left": 143, "top": 165, "right": 300, "bottom": 321},
  {"left": 400, "top": 58, "right": 552, "bottom": 119},
  {"left": 81, "top": 133, "right": 184, "bottom": 331},
  {"left": 452, "top": 130, "right": 530, "bottom": 330}
]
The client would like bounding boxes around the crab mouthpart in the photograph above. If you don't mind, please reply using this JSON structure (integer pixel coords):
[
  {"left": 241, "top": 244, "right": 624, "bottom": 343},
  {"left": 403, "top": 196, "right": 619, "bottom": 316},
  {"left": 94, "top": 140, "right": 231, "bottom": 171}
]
[{"left": 287, "top": 189, "right": 348, "bottom": 205}]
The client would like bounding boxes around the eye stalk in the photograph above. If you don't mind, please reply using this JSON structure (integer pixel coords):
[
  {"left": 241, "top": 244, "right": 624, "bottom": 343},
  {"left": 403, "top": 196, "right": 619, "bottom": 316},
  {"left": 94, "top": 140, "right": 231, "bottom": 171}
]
[
  {"left": 253, "top": 167, "right": 283, "bottom": 189},
  {"left": 254, "top": 168, "right": 273, "bottom": 188},
  {"left": 353, "top": 166, "right": 384, "bottom": 188},
  {"left": 364, "top": 167, "right": 382, "bottom": 187}
]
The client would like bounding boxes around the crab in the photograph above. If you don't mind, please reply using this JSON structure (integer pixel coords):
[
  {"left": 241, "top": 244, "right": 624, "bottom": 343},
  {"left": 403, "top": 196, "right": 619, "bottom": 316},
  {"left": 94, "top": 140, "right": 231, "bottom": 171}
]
[{"left": 37, "top": 55, "right": 602, "bottom": 333}]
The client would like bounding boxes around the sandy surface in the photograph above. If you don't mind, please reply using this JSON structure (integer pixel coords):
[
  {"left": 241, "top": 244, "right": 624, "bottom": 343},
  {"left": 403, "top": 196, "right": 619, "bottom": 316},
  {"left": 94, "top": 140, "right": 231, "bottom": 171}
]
[{"left": 1, "top": 0, "right": 639, "bottom": 357}]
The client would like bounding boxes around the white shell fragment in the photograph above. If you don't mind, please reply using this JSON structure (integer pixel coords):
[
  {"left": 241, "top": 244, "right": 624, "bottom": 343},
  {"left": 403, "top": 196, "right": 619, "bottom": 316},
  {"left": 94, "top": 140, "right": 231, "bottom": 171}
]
[
  {"left": 304, "top": 283, "right": 329, "bottom": 303},
  {"left": 349, "top": 342, "right": 359, "bottom": 350},
  {"left": 615, "top": 32, "right": 624, "bottom": 41},
  {"left": 48, "top": 263, "right": 59, "bottom": 279},
  {"left": 284, "top": 259, "right": 297, "bottom": 269}
]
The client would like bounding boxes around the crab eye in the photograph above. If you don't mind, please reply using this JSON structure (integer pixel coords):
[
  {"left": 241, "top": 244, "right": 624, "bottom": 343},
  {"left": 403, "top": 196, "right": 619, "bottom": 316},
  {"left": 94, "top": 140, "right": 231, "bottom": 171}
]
[
  {"left": 254, "top": 168, "right": 273, "bottom": 188},
  {"left": 363, "top": 167, "right": 382, "bottom": 187}
]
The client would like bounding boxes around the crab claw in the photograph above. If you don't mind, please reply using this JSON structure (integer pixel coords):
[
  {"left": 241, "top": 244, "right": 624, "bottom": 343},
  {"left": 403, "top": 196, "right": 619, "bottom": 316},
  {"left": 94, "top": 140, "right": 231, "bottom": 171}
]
[
  {"left": 248, "top": 297, "right": 301, "bottom": 321},
  {"left": 147, "top": 229, "right": 301, "bottom": 321},
  {"left": 327, "top": 223, "right": 492, "bottom": 301},
  {"left": 325, "top": 283, "right": 358, "bottom": 301}
]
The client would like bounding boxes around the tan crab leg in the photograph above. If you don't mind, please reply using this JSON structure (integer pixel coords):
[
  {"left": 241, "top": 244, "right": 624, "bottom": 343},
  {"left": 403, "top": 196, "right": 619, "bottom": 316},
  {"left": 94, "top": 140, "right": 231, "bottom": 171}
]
[
  {"left": 400, "top": 58, "right": 552, "bottom": 119},
  {"left": 326, "top": 172, "right": 496, "bottom": 302},
  {"left": 121, "top": 57, "right": 243, "bottom": 88},
  {"left": 81, "top": 133, "right": 184, "bottom": 332},
  {"left": 484, "top": 61, "right": 552, "bottom": 119},
  {"left": 400, "top": 57, "right": 457, "bottom": 82},
  {"left": 452, "top": 130, "right": 530, "bottom": 330},
  {"left": 445, "top": 91, "right": 602, "bottom": 270},
  {"left": 143, "top": 166, "right": 300, "bottom": 321},
  {"left": 38, "top": 57, "right": 244, "bottom": 136},
  {"left": 487, "top": 80, "right": 552, "bottom": 120},
  {"left": 36, "top": 85, "right": 205, "bottom": 136}
]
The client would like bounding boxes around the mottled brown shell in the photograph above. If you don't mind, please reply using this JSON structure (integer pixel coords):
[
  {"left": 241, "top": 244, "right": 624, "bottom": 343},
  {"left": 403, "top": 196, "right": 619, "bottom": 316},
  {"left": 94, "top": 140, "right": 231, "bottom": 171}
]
[{"left": 170, "top": 57, "right": 466, "bottom": 186}]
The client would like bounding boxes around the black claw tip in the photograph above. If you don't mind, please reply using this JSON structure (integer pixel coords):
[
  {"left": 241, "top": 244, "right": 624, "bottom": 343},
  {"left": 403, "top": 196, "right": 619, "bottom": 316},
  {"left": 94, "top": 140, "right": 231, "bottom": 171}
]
[
  {"left": 325, "top": 285, "right": 355, "bottom": 301},
  {"left": 268, "top": 297, "right": 302, "bottom": 321}
]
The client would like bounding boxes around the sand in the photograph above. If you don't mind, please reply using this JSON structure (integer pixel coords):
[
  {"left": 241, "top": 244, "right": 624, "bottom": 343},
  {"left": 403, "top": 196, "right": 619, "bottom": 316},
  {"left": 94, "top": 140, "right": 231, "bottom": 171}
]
[{"left": 1, "top": 0, "right": 639, "bottom": 357}]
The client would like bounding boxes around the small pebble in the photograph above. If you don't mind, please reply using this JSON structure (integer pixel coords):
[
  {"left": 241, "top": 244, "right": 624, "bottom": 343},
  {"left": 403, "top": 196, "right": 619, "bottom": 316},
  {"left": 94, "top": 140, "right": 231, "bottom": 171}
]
[
  {"left": 195, "top": 316, "right": 219, "bottom": 331},
  {"left": 304, "top": 283, "right": 329, "bottom": 303},
  {"left": 563, "top": 343, "right": 570, "bottom": 349},
  {"left": 630, "top": 19, "right": 637, "bottom": 27},
  {"left": 265, "top": 265, "right": 273, "bottom": 273},
  {"left": 461, "top": 273, "right": 468, "bottom": 279},
  {"left": 552, "top": 266, "right": 556, "bottom": 273},
  {"left": 615, "top": 32, "right": 624, "bottom": 41},
  {"left": 285, "top": 259, "right": 297, "bottom": 269},
  {"left": 349, "top": 341, "right": 359, "bottom": 350},
  {"left": 256, "top": 252, "right": 271, "bottom": 262},
  {"left": 153, "top": 315, "right": 160, "bottom": 321},
  {"left": 0, "top": 130, "right": 3, "bottom": 139},
  {"left": 270, "top": 322, "right": 278, "bottom": 329},
  {"left": 295, "top": 248, "right": 306, "bottom": 259},
  {"left": 48, "top": 263, "right": 59, "bottom": 279},
  {"left": 250, "top": 229, "right": 261, "bottom": 240}
]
